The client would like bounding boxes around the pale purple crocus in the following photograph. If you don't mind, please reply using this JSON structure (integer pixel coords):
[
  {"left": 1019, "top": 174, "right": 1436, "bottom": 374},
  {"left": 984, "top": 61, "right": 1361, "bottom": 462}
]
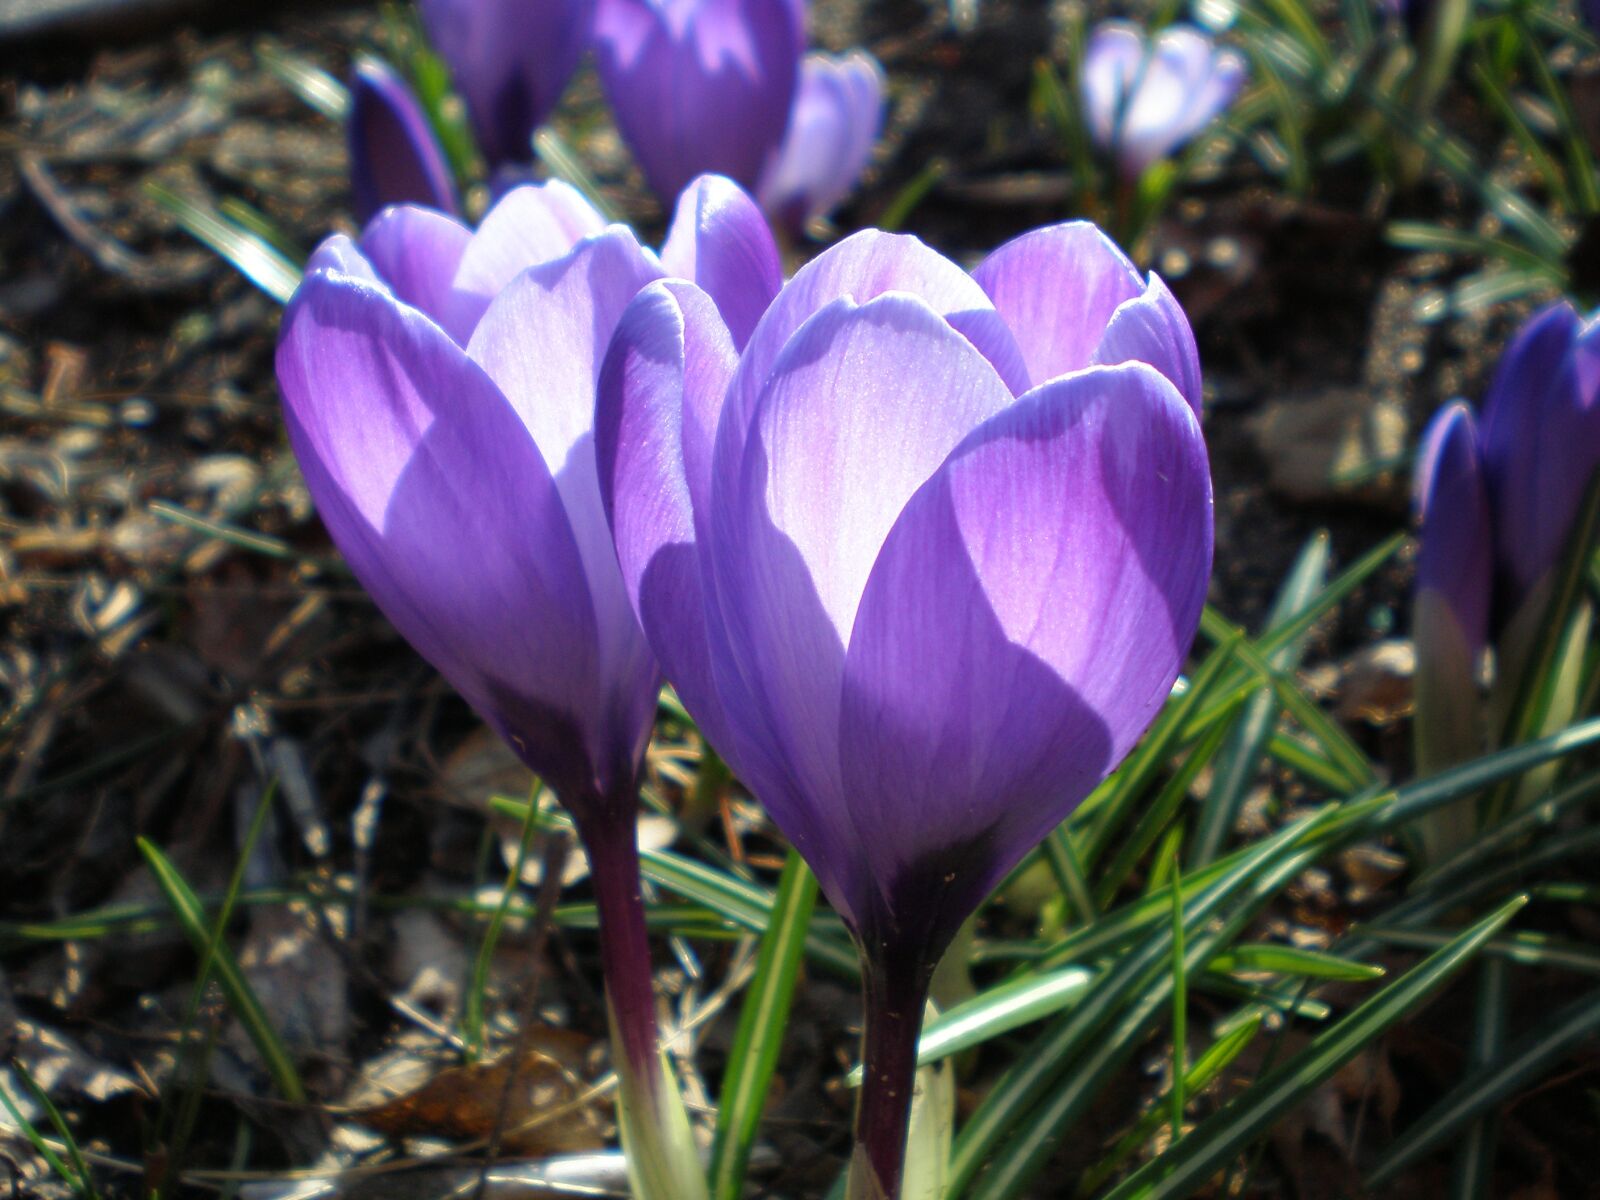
[
  {"left": 274, "top": 176, "right": 778, "bottom": 1200},
  {"left": 594, "top": 0, "right": 806, "bottom": 201},
  {"left": 597, "top": 221, "right": 1212, "bottom": 1196},
  {"left": 418, "top": 0, "right": 595, "bottom": 167},
  {"left": 757, "top": 50, "right": 886, "bottom": 233},
  {"left": 347, "top": 56, "right": 459, "bottom": 224},
  {"left": 1081, "top": 22, "right": 1247, "bottom": 179}
]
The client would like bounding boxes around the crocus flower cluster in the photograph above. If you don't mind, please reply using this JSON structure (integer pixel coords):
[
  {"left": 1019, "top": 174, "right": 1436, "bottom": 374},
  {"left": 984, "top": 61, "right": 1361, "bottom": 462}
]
[
  {"left": 1081, "top": 22, "right": 1247, "bottom": 179},
  {"left": 598, "top": 218, "right": 1212, "bottom": 1196},
  {"left": 1413, "top": 302, "right": 1600, "bottom": 852},
  {"left": 344, "top": 0, "right": 884, "bottom": 234}
]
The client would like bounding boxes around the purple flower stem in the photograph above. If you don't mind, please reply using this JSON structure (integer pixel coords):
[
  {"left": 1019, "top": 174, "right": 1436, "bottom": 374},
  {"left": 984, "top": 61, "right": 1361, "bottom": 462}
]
[{"left": 850, "top": 950, "right": 936, "bottom": 1200}]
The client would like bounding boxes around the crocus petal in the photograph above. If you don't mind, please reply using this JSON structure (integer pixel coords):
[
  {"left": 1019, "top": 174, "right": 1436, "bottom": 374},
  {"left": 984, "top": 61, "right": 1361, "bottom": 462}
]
[
  {"left": 348, "top": 57, "right": 460, "bottom": 224},
  {"left": 715, "top": 230, "right": 1029, "bottom": 491},
  {"left": 356, "top": 205, "right": 472, "bottom": 330},
  {"left": 707, "top": 294, "right": 1014, "bottom": 911},
  {"left": 465, "top": 228, "right": 665, "bottom": 771},
  {"left": 418, "top": 0, "right": 595, "bottom": 167},
  {"left": 594, "top": 0, "right": 803, "bottom": 200},
  {"left": 1080, "top": 23, "right": 1145, "bottom": 148},
  {"left": 447, "top": 181, "right": 610, "bottom": 339},
  {"left": 1480, "top": 302, "right": 1600, "bottom": 601},
  {"left": 659, "top": 174, "right": 783, "bottom": 350},
  {"left": 276, "top": 267, "right": 604, "bottom": 794},
  {"left": 756, "top": 50, "right": 886, "bottom": 232},
  {"left": 1415, "top": 401, "right": 1492, "bottom": 655},
  {"left": 972, "top": 222, "right": 1145, "bottom": 386},
  {"left": 597, "top": 279, "right": 741, "bottom": 756},
  {"left": 1094, "top": 273, "right": 1203, "bottom": 413},
  {"left": 837, "top": 363, "right": 1212, "bottom": 936}
]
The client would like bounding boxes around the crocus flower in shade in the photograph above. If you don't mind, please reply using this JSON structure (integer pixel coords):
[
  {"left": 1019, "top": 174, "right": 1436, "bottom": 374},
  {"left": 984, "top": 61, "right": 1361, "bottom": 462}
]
[
  {"left": 757, "top": 50, "right": 886, "bottom": 233},
  {"left": 1411, "top": 403, "right": 1491, "bottom": 848},
  {"left": 1080, "top": 22, "right": 1247, "bottom": 179},
  {"left": 418, "top": 0, "right": 595, "bottom": 168},
  {"left": 598, "top": 221, "right": 1212, "bottom": 1197},
  {"left": 274, "top": 177, "right": 777, "bottom": 1200},
  {"left": 593, "top": 0, "right": 805, "bottom": 201},
  {"left": 347, "top": 56, "right": 459, "bottom": 224}
]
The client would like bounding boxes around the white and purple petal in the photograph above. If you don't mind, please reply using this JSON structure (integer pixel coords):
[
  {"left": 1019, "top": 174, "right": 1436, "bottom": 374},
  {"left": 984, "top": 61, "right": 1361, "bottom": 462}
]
[{"left": 659, "top": 174, "right": 783, "bottom": 350}]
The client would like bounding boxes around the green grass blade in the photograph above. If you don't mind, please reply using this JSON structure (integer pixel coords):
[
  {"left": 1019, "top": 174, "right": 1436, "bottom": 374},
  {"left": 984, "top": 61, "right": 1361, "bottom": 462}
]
[
  {"left": 0, "top": 1069, "right": 88, "bottom": 1196},
  {"left": 143, "top": 181, "right": 302, "bottom": 304},
  {"left": 1352, "top": 926, "right": 1600, "bottom": 976},
  {"left": 710, "top": 851, "right": 819, "bottom": 1200},
  {"left": 1168, "top": 858, "right": 1186, "bottom": 1143},
  {"left": 1207, "top": 943, "right": 1385, "bottom": 981},
  {"left": 135, "top": 838, "right": 306, "bottom": 1104},
  {"left": 1192, "top": 533, "right": 1329, "bottom": 866},
  {"left": 1042, "top": 825, "right": 1097, "bottom": 925},
  {"left": 533, "top": 129, "right": 619, "bottom": 223},
  {"left": 1449, "top": 958, "right": 1508, "bottom": 1200},
  {"left": 463, "top": 789, "right": 541, "bottom": 1060},
  {"left": 1099, "top": 896, "right": 1528, "bottom": 1200},
  {"left": 1515, "top": 14, "right": 1600, "bottom": 214},
  {"left": 1368, "top": 981, "right": 1600, "bottom": 1187},
  {"left": 257, "top": 41, "right": 349, "bottom": 120},
  {"left": 14, "top": 1062, "right": 100, "bottom": 1199}
]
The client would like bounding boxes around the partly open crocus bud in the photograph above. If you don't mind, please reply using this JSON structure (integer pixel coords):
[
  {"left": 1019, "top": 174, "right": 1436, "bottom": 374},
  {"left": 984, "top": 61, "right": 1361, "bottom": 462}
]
[
  {"left": 598, "top": 220, "right": 1211, "bottom": 1198},
  {"left": 275, "top": 177, "right": 778, "bottom": 1200},
  {"left": 594, "top": 0, "right": 805, "bottom": 201},
  {"left": 418, "top": 0, "right": 595, "bottom": 167},
  {"left": 756, "top": 50, "right": 886, "bottom": 233},
  {"left": 347, "top": 56, "right": 459, "bottom": 224},
  {"left": 1411, "top": 403, "right": 1491, "bottom": 850},
  {"left": 1080, "top": 21, "right": 1247, "bottom": 179}
]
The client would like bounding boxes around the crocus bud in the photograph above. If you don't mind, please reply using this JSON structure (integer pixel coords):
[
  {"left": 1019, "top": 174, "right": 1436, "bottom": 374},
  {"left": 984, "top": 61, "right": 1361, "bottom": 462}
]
[
  {"left": 1080, "top": 21, "right": 1247, "bottom": 179},
  {"left": 275, "top": 178, "right": 776, "bottom": 1200},
  {"left": 598, "top": 220, "right": 1211, "bottom": 1197},
  {"left": 418, "top": 0, "right": 595, "bottom": 167},
  {"left": 594, "top": 0, "right": 805, "bottom": 201},
  {"left": 347, "top": 56, "right": 459, "bottom": 224},
  {"left": 1478, "top": 301, "right": 1600, "bottom": 617},
  {"left": 1412, "top": 401, "right": 1490, "bottom": 788},
  {"left": 756, "top": 50, "right": 886, "bottom": 233}
]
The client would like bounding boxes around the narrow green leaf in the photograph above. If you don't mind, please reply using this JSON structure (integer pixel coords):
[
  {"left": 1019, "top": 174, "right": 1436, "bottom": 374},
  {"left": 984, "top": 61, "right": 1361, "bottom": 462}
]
[
  {"left": 463, "top": 789, "right": 541, "bottom": 1060},
  {"left": 136, "top": 838, "right": 306, "bottom": 1103},
  {"left": 1369, "top": 980, "right": 1600, "bottom": 1186},
  {"left": 1168, "top": 857, "right": 1187, "bottom": 1142},
  {"left": 1100, "top": 896, "right": 1527, "bottom": 1200},
  {"left": 1449, "top": 958, "right": 1508, "bottom": 1200},
  {"left": 710, "top": 851, "right": 819, "bottom": 1200},
  {"left": 0, "top": 1070, "right": 86, "bottom": 1195},
  {"left": 533, "top": 129, "right": 618, "bottom": 222},
  {"left": 877, "top": 158, "right": 949, "bottom": 233},
  {"left": 143, "top": 181, "right": 302, "bottom": 304},
  {"left": 14, "top": 1062, "right": 100, "bottom": 1200},
  {"left": 1207, "top": 943, "right": 1385, "bottom": 981},
  {"left": 257, "top": 41, "right": 350, "bottom": 120}
]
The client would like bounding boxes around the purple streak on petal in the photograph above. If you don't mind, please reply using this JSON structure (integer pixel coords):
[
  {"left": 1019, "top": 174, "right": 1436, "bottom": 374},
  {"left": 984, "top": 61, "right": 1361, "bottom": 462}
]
[
  {"left": 1094, "top": 273, "right": 1203, "bottom": 412},
  {"left": 275, "top": 270, "right": 605, "bottom": 796},
  {"left": 1080, "top": 23, "right": 1145, "bottom": 149},
  {"left": 594, "top": 0, "right": 803, "bottom": 200},
  {"left": 756, "top": 50, "right": 886, "bottom": 232},
  {"left": 347, "top": 57, "right": 460, "bottom": 225},
  {"left": 356, "top": 205, "right": 472, "bottom": 332},
  {"left": 1414, "top": 401, "right": 1491, "bottom": 662},
  {"left": 1480, "top": 301, "right": 1600, "bottom": 602},
  {"left": 837, "top": 363, "right": 1212, "bottom": 940},
  {"left": 659, "top": 174, "right": 783, "bottom": 350},
  {"left": 418, "top": 0, "right": 595, "bottom": 167},
  {"left": 466, "top": 228, "right": 665, "bottom": 785},
  {"left": 707, "top": 293, "right": 1014, "bottom": 926},
  {"left": 972, "top": 221, "right": 1145, "bottom": 386},
  {"left": 446, "top": 181, "right": 610, "bottom": 339},
  {"left": 597, "top": 279, "right": 741, "bottom": 759},
  {"left": 714, "top": 230, "right": 1030, "bottom": 502}
]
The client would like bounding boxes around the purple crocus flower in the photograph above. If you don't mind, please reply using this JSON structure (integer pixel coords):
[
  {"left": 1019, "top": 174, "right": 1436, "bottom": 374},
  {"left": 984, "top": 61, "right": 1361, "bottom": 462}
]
[
  {"left": 275, "top": 176, "right": 777, "bottom": 1200},
  {"left": 418, "top": 0, "right": 595, "bottom": 167},
  {"left": 756, "top": 50, "right": 886, "bottom": 233},
  {"left": 347, "top": 56, "right": 459, "bottom": 224},
  {"left": 597, "top": 221, "right": 1212, "bottom": 1196},
  {"left": 1080, "top": 22, "right": 1247, "bottom": 179},
  {"left": 593, "top": 0, "right": 805, "bottom": 201}
]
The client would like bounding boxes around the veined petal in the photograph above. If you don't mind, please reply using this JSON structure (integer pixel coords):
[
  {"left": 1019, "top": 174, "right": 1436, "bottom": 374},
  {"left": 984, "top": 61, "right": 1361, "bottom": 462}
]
[
  {"left": 659, "top": 174, "right": 783, "bottom": 350},
  {"left": 466, "top": 227, "right": 665, "bottom": 756},
  {"left": 597, "top": 279, "right": 741, "bottom": 756},
  {"left": 595, "top": 0, "right": 802, "bottom": 200},
  {"left": 972, "top": 221, "right": 1145, "bottom": 387},
  {"left": 1415, "top": 401, "right": 1491, "bottom": 654},
  {"left": 275, "top": 270, "right": 604, "bottom": 794},
  {"left": 357, "top": 205, "right": 472, "bottom": 333},
  {"left": 348, "top": 57, "right": 460, "bottom": 224},
  {"left": 447, "top": 181, "right": 610, "bottom": 338},
  {"left": 837, "top": 362, "right": 1212, "bottom": 936},
  {"left": 1094, "top": 273, "right": 1203, "bottom": 412},
  {"left": 707, "top": 294, "right": 1014, "bottom": 918},
  {"left": 1080, "top": 23, "right": 1145, "bottom": 148}
]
